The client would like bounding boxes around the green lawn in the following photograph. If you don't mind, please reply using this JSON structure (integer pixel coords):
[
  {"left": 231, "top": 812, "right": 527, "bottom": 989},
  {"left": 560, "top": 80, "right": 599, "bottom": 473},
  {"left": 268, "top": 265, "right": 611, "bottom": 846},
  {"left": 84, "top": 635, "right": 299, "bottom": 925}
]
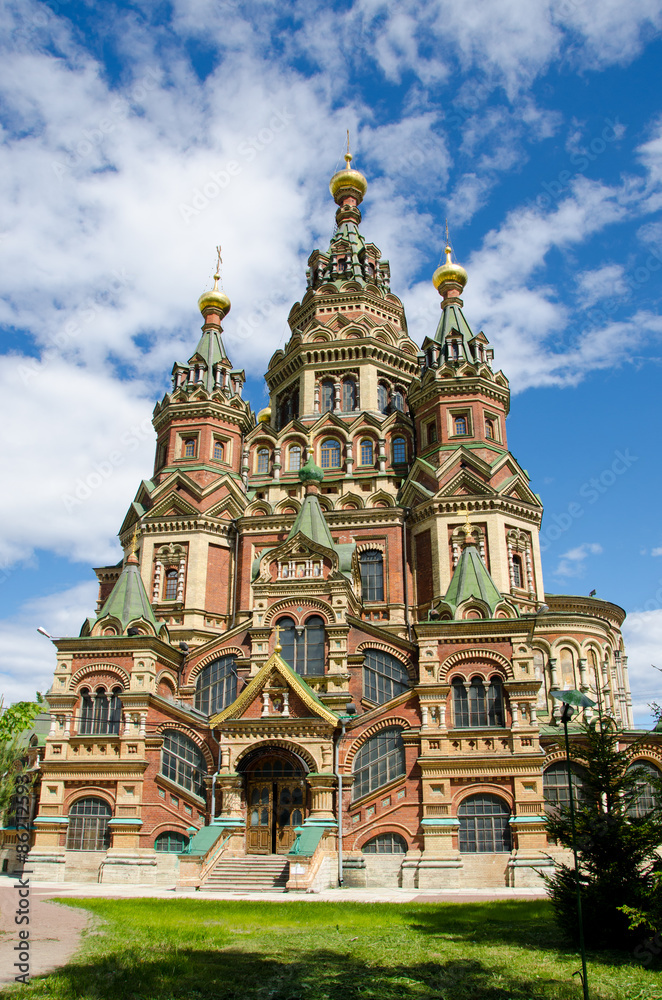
[{"left": 3, "top": 898, "right": 661, "bottom": 1000}]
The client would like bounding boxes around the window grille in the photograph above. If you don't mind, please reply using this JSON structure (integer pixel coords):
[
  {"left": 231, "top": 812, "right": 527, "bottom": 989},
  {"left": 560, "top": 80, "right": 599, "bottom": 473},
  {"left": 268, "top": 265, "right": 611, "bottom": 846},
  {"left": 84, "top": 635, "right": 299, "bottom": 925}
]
[
  {"left": 66, "top": 797, "right": 111, "bottom": 851},
  {"left": 427, "top": 422, "right": 437, "bottom": 444},
  {"left": 363, "top": 649, "right": 409, "bottom": 704},
  {"left": 277, "top": 615, "right": 325, "bottom": 676},
  {"left": 321, "top": 381, "right": 334, "bottom": 413},
  {"left": 543, "top": 762, "right": 589, "bottom": 811},
  {"left": 362, "top": 833, "right": 408, "bottom": 853},
  {"left": 393, "top": 437, "right": 406, "bottom": 464},
  {"left": 161, "top": 730, "right": 206, "bottom": 796},
  {"left": 359, "top": 551, "right": 385, "bottom": 602},
  {"left": 452, "top": 677, "right": 504, "bottom": 727},
  {"left": 79, "top": 687, "right": 122, "bottom": 735},
  {"left": 154, "top": 831, "right": 189, "bottom": 853},
  {"left": 195, "top": 655, "right": 237, "bottom": 715},
  {"left": 453, "top": 415, "right": 467, "bottom": 435},
  {"left": 321, "top": 439, "right": 341, "bottom": 469},
  {"left": 627, "top": 762, "right": 661, "bottom": 818},
  {"left": 164, "top": 569, "right": 178, "bottom": 600},
  {"left": 360, "top": 439, "right": 374, "bottom": 466},
  {"left": 256, "top": 448, "right": 269, "bottom": 474},
  {"left": 184, "top": 438, "right": 196, "bottom": 457},
  {"left": 391, "top": 389, "right": 404, "bottom": 411},
  {"left": 512, "top": 555, "right": 523, "bottom": 588},
  {"left": 485, "top": 419, "right": 495, "bottom": 440},
  {"left": 342, "top": 380, "right": 357, "bottom": 411},
  {"left": 353, "top": 728, "right": 406, "bottom": 800},
  {"left": 458, "top": 794, "right": 512, "bottom": 853}
]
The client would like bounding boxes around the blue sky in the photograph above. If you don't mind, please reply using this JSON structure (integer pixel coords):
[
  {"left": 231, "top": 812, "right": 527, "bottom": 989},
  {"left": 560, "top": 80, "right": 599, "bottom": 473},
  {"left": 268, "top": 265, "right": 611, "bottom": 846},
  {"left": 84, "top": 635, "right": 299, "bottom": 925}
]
[{"left": 1, "top": 0, "right": 662, "bottom": 724}]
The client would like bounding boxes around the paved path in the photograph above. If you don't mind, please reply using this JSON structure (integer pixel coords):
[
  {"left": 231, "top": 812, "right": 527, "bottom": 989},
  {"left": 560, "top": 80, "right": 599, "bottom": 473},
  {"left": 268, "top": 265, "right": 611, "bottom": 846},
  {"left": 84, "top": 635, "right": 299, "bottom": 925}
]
[{"left": 0, "top": 876, "right": 546, "bottom": 985}]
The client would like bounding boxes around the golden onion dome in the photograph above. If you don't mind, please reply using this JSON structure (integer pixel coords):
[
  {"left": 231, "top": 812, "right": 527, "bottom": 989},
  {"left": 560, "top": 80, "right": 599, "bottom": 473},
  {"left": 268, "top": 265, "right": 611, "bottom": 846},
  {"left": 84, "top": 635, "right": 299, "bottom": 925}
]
[
  {"left": 198, "top": 272, "right": 231, "bottom": 317},
  {"left": 432, "top": 244, "right": 468, "bottom": 292},
  {"left": 329, "top": 152, "right": 368, "bottom": 204},
  {"left": 257, "top": 406, "right": 272, "bottom": 424}
]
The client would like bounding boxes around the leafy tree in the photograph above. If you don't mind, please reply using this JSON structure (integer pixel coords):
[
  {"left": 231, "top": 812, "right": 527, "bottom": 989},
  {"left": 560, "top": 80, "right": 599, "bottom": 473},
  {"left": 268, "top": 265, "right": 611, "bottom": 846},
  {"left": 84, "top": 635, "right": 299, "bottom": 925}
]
[
  {"left": 0, "top": 695, "right": 44, "bottom": 823},
  {"left": 544, "top": 715, "right": 662, "bottom": 951}
]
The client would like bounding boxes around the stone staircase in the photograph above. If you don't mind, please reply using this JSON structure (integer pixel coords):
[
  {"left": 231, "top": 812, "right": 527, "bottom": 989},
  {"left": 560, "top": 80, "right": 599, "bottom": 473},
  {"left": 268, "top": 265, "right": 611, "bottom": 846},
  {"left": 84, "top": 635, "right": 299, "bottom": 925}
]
[{"left": 202, "top": 854, "right": 290, "bottom": 892}]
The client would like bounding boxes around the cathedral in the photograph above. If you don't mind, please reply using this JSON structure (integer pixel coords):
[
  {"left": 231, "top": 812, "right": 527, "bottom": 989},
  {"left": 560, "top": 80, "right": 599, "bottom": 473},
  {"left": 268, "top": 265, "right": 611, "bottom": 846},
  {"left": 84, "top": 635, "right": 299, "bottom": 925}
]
[{"left": 24, "top": 153, "right": 656, "bottom": 891}]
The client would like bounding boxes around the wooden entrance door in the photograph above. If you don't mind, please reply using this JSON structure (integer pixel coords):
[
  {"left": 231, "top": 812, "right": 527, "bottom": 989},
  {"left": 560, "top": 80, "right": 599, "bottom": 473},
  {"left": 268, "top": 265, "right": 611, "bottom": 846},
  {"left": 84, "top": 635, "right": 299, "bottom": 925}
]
[{"left": 246, "top": 757, "right": 307, "bottom": 854}]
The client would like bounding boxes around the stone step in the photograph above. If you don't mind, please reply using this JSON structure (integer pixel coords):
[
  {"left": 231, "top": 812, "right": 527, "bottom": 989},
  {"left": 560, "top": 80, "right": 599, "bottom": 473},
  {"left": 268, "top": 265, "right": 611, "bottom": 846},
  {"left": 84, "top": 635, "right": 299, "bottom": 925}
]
[{"left": 202, "top": 855, "right": 290, "bottom": 892}]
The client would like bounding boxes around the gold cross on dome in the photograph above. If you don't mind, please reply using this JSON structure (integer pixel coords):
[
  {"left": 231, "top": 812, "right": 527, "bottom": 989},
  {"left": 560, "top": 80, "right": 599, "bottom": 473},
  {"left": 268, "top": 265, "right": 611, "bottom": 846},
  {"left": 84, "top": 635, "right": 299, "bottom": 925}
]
[
  {"left": 130, "top": 524, "right": 139, "bottom": 555},
  {"left": 273, "top": 624, "right": 282, "bottom": 653},
  {"left": 461, "top": 507, "right": 472, "bottom": 533},
  {"left": 215, "top": 244, "right": 223, "bottom": 273}
]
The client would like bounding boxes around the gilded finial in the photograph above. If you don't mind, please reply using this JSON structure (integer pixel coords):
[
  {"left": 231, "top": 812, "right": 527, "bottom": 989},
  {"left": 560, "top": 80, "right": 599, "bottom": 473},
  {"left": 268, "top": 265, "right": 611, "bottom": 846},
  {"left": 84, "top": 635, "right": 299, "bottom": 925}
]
[
  {"left": 274, "top": 624, "right": 282, "bottom": 654},
  {"left": 432, "top": 222, "right": 468, "bottom": 294},
  {"left": 128, "top": 524, "right": 139, "bottom": 561},
  {"left": 461, "top": 507, "right": 472, "bottom": 534},
  {"left": 198, "top": 244, "right": 231, "bottom": 317},
  {"left": 330, "top": 131, "right": 367, "bottom": 204}
]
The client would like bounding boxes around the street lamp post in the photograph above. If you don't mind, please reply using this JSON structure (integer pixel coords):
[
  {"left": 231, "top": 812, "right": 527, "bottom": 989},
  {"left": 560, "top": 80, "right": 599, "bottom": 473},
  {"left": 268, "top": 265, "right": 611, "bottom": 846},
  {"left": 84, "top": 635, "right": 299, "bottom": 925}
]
[{"left": 551, "top": 689, "right": 596, "bottom": 1000}]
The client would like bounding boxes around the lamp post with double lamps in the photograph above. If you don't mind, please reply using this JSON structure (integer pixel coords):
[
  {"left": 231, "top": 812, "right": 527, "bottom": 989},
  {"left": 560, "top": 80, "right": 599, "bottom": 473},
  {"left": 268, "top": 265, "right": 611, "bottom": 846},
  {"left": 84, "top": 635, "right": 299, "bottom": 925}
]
[{"left": 550, "top": 688, "right": 596, "bottom": 1000}]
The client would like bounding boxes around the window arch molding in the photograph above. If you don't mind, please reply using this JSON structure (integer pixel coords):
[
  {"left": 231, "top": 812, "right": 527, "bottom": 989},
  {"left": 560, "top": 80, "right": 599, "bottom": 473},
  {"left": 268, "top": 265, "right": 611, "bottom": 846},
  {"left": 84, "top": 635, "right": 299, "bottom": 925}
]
[
  {"left": 155, "top": 722, "right": 214, "bottom": 771},
  {"left": 275, "top": 614, "right": 325, "bottom": 676},
  {"left": 438, "top": 648, "right": 512, "bottom": 682},
  {"left": 361, "top": 832, "right": 408, "bottom": 854},
  {"left": 70, "top": 664, "right": 130, "bottom": 692},
  {"left": 263, "top": 600, "right": 335, "bottom": 627},
  {"left": 362, "top": 648, "right": 410, "bottom": 705},
  {"left": 66, "top": 796, "right": 113, "bottom": 851},
  {"left": 344, "top": 716, "right": 412, "bottom": 769},
  {"left": 457, "top": 792, "right": 512, "bottom": 853},
  {"left": 187, "top": 647, "right": 245, "bottom": 684}
]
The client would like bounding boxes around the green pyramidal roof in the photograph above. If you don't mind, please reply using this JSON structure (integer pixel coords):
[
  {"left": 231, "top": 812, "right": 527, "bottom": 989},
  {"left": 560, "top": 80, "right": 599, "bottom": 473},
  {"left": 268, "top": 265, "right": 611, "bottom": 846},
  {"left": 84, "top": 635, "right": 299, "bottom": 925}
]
[
  {"left": 433, "top": 301, "right": 475, "bottom": 351},
  {"left": 191, "top": 329, "right": 229, "bottom": 392},
  {"left": 98, "top": 558, "right": 162, "bottom": 632},
  {"left": 443, "top": 544, "right": 503, "bottom": 615},
  {"left": 287, "top": 493, "right": 335, "bottom": 550}
]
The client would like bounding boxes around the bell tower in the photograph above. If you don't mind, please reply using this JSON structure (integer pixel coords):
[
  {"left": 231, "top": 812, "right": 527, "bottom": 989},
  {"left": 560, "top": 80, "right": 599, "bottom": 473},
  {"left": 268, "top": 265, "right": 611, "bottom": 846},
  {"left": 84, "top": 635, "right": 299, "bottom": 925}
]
[{"left": 404, "top": 243, "right": 545, "bottom": 616}]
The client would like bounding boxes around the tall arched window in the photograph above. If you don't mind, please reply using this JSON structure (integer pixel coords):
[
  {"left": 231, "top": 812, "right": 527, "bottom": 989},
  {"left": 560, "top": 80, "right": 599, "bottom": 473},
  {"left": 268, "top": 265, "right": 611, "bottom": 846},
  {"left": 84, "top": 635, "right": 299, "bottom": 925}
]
[
  {"left": 66, "top": 797, "right": 112, "bottom": 851},
  {"left": 453, "top": 415, "right": 467, "bottom": 435},
  {"left": 79, "top": 688, "right": 94, "bottom": 734},
  {"left": 256, "top": 448, "right": 269, "bottom": 475},
  {"left": 543, "top": 761, "right": 588, "bottom": 811},
  {"left": 377, "top": 383, "right": 389, "bottom": 413},
  {"left": 512, "top": 554, "right": 523, "bottom": 588},
  {"left": 393, "top": 437, "right": 407, "bottom": 464},
  {"left": 391, "top": 388, "right": 405, "bottom": 411},
  {"left": 161, "top": 730, "right": 207, "bottom": 796},
  {"left": 277, "top": 386, "right": 299, "bottom": 428},
  {"left": 164, "top": 569, "right": 178, "bottom": 600},
  {"left": 320, "top": 439, "right": 341, "bottom": 469},
  {"left": 183, "top": 438, "right": 196, "bottom": 458},
  {"left": 485, "top": 418, "right": 496, "bottom": 440},
  {"left": 353, "top": 728, "right": 406, "bottom": 800},
  {"left": 288, "top": 445, "right": 302, "bottom": 471},
  {"left": 195, "top": 655, "right": 237, "bottom": 715},
  {"left": 359, "top": 550, "right": 384, "bottom": 602},
  {"left": 342, "top": 379, "right": 357, "bottom": 411},
  {"left": 458, "top": 794, "right": 512, "bottom": 853},
  {"left": 363, "top": 649, "right": 409, "bottom": 705},
  {"left": 320, "top": 380, "right": 334, "bottom": 413},
  {"left": 627, "top": 762, "right": 660, "bottom": 818},
  {"left": 277, "top": 615, "right": 325, "bottom": 676},
  {"left": 360, "top": 439, "right": 374, "bottom": 466},
  {"left": 213, "top": 439, "right": 224, "bottom": 460}
]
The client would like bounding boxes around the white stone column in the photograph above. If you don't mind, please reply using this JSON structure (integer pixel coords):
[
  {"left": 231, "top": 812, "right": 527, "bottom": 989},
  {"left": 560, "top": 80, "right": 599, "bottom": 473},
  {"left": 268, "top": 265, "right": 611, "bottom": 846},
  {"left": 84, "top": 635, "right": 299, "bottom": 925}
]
[
  {"left": 346, "top": 441, "right": 354, "bottom": 476},
  {"left": 378, "top": 439, "right": 386, "bottom": 474},
  {"left": 273, "top": 447, "right": 281, "bottom": 481},
  {"left": 177, "top": 558, "right": 186, "bottom": 602},
  {"left": 153, "top": 560, "right": 163, "bottom": 602}
]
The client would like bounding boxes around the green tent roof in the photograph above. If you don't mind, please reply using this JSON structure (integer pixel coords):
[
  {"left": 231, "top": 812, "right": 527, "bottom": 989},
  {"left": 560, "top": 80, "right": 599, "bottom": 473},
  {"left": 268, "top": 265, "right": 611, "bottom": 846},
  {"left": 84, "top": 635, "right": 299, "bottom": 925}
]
[
  {"left": 287, "top": 493, "right": 335, "bottom": 550},
  {"left": 97, "top": 558, "right": 161, "bottom": 632},
  {"left": 443, "top": 544, "right": 503, "bottom": 615}
]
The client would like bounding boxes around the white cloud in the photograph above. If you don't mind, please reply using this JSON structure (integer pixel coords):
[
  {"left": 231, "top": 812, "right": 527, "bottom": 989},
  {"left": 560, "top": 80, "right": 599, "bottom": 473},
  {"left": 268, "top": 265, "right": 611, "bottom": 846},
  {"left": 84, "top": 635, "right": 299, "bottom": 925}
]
[
  {"left": 652, "top": 547, "right": 662, "bottom": 557},
  {"left": 0, "top": 582, "right": 98, "bottom": 706},
  {"left": 576, "top": 263, "right": 627, "bottom": 307},
  {"left": 553, "top": 542, "right": 603, "bottom": 579},
  {"left": 622, "top": 609, "right": 662, "bottom": 728}
]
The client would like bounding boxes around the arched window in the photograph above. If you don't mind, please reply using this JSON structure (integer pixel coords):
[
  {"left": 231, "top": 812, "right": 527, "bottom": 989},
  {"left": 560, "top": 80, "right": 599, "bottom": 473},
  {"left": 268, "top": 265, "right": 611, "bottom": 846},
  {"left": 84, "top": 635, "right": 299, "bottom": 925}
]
[
  {"left": 320, "top": 439, "right": 341, "bottom": 469},
  {"left": 154, "top": 831, "right": 190, "bottom": 853},
  {"left": 66, "top": 797, "right": 111, "bottom": 851},
  {"left": 377, "top": 383, "right": 389, "bottom": 413},
  {"left": 183, "top": 438, "right": 196, "bottom": 458},
  {"left": 277, "top": 386, "right": 299, "bottom": 428},
  {"left": 161, "top": 730, "right": 206, "bottom": 796},
  {"left": 360, "top": 439, "right": 374, "bottom": 466},
  {"left": 277, "top": 615, "right": 325, "bottom": 676},
  {"left": 452, "top": 677, "right": 504, "bottom": 727},
  {"left": 512, "top": 554, "right": 523, "bottom": 589},
  {"left": 458, "top": 794, "right": 512, "bottom": 853},
  {"left": 543, "top": 762, "right": 589, "bottom": 811},
  {"left": 353, "top": 728, "right": 406, "bottom": 800},
  {"left": 213, "top": 440, "right": 224, "bottom": 460},
  {"left": 288, "top": 445, "right": 302, "bottom": 472},
  {"left": 359, "top": 550, "right": 384, "bottom": 602},
  {"left": 453, "top": 415, "right": 467, "bottom": 436},
  {"left": 363, "top": 649, "right": 409, "bottom": 705},
  {"left": 393, "top": 437, "right": 407, "bottom": 464},
  {"left": 362, "top": 833, "right": 408, "bottom": 853},
  {"left": 79, "top": 687, "right": 122, "bottom": 735},
  {"left": 342, "top": 379, "right": 357, "bottom": 411},
  {"left": 485, "top": 418, "right": 496, "bottom": 440},
  {"left": 320, "top": 380, "right": 334, "bottom": 413},
  {"left": 164, "top": 568, "right": 178, "bottom": 601},
  {"left": 391, "top": 388, "right": 405, "bottom": 412},
  {"left": 195, "top": 655, "right": 237, "bottom": 715},
  {"left": 627, "top": 762, "right": 660, "bottom": 818},
  {"left": 256, "top": 448, "right": 269, "bottom": 475}
]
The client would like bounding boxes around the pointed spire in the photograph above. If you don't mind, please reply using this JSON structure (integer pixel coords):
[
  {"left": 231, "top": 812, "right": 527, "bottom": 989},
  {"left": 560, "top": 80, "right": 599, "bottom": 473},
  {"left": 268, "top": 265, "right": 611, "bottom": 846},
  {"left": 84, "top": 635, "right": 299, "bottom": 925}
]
[
  {"left": 97, "top": 552, "right": 162, "bottom": 634},
  {"left": 442, "top": 544, "right": 503, "bottom": 616}
]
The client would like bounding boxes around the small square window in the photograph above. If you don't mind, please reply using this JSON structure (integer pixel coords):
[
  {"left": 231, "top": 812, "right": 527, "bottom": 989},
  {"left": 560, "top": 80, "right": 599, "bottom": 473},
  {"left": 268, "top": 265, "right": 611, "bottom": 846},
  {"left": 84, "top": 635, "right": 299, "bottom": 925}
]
[
  {"left": 158, "top": 788, "right": 165, "bottom": 799},
  {"left": 170, "top": 795, "right": 179, "bottom": 806}
]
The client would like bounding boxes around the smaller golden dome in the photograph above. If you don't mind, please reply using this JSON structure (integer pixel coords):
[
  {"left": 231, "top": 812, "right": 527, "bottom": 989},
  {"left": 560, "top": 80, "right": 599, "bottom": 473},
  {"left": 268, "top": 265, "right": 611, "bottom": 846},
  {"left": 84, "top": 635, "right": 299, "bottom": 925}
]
[
  {"left": 257, "top": 406, "right": 272, "bottom": 424},
  {"left": 432, "top": 244, "right": 468, "bottom": 292},
  {"left": 329, "top": 153, "right": 368, "bottom": 204},
  {"left": 198, "top": 272, "right": 231, "bottom": 317}
]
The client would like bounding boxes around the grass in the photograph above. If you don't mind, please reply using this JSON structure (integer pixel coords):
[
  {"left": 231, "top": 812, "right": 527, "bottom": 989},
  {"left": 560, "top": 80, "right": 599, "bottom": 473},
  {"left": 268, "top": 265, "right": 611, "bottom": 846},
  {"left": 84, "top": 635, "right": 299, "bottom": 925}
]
[{"left": 2, "top": 898, "right": 662, "bottom": 1000}]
